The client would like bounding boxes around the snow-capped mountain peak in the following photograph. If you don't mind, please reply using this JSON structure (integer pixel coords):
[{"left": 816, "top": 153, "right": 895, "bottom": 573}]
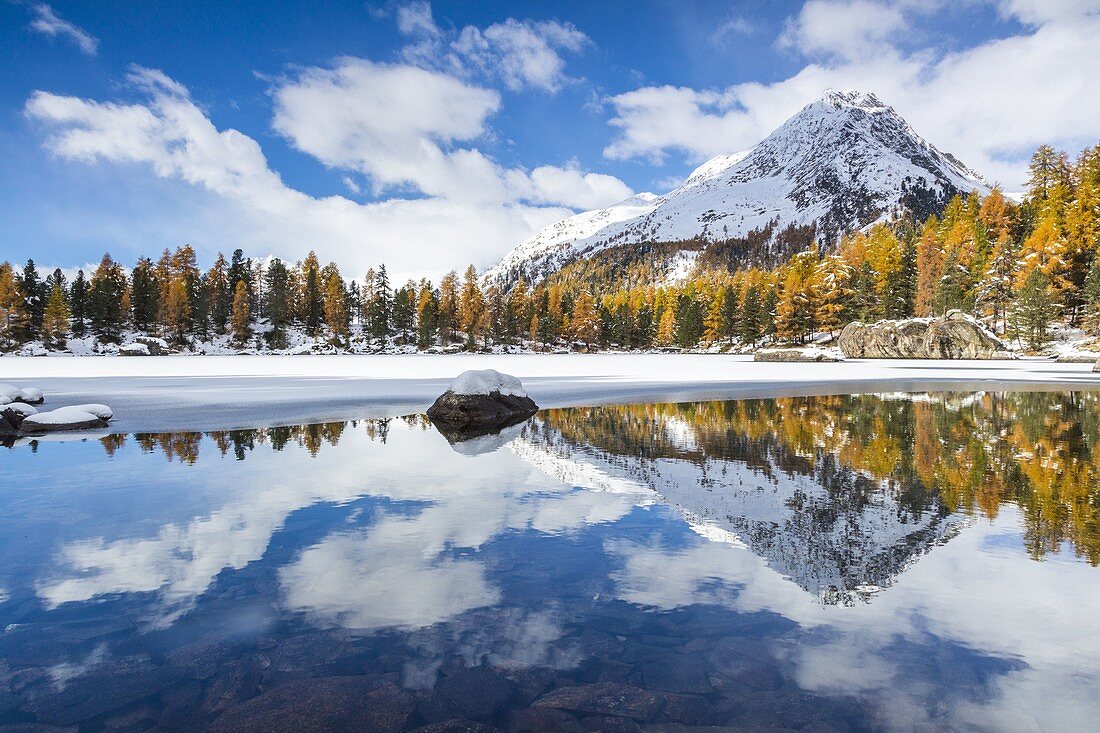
[{"left": 486, "top": 88, "right": 989, "bottom": 286}]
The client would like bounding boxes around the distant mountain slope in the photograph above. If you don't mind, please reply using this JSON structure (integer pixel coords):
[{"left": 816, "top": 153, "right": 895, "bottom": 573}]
[{"left": 487, "top": 89, "right": 989, "bottom": 286}]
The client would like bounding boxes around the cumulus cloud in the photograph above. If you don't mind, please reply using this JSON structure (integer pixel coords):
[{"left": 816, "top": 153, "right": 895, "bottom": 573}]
[
  {"left": 396, "top": 2, "right": 590, "bottom": 93},
  {"left": 453, "top": 18, "right": 589, "bottom": 93},
  {"left": 28, "top": 3, "right": 98, "bottom": 56},
  {"left": 777, "top": 0, "right": 908, "bottom": 60},
  {"left": 270, "top": 58, "right": 631, "bottom": 206},
  {"left": 709, "top": 16, "right": 755, "bottom": 46},
  {"left": 604, "top": 2, "right": 1100, "bottom": 189},
  {"left": 26, "top": 65, "right": 630, "bottom": 279}
]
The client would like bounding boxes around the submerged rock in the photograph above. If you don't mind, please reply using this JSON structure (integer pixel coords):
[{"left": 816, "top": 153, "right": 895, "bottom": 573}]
[
  {"left": 754, "top": 347, "right": 842, "bottom": 362},
  {"left": 427, "top": 370, "right": 538, "bottom": 434},
  {"left": 207, "top": 677, "right": 414, "bottom": 733},
  {"left": 532, "top": 683, "right": 667, "bottom": 721},
  {"left": 838, "top": 311, "right": 1013, "bottom": 359}
]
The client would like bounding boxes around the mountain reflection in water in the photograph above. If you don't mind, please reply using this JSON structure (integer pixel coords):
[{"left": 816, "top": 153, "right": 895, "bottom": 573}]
[{"left": 1, "top": 391, "right": 1097, "bottom": 732}]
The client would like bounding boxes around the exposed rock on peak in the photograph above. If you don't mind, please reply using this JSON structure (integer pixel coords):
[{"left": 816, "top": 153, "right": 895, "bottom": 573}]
[{"left": 486, "top": 89, "right": 988, "bottom": 287}]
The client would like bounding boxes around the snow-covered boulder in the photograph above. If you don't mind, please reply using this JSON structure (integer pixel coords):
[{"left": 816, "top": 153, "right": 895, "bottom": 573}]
[
  {"left": 426, "top": 369, "right": 538, "bottom": 433},
  {"left": 119, "top": 342, "right": 150, "bottom": 356},
  {"left": 838, "top": 311, "right": 1014, "bottom": 359},
  {"left": 120, "top": 336, "right": 170, "bottom": 356},
  {"left": 0, "top": 384, "right": 44, "bottom": 405},
  {"left": 20, "top": 404, "right": 113, "bottom": 433},
  {"left": 0, "top": 403, "right": 38, "bottom": 430},
  {"left": 755, "top": 347, "right": 842, "bottom": 362}
]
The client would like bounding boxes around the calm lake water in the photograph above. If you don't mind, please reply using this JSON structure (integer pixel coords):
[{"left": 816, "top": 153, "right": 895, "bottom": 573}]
[{"left": 1, "top": 392, "right": 1098, "bottom": 732}]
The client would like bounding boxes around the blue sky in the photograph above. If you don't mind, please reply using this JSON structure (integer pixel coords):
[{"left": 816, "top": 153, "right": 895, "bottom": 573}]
[{"left": 1, "top": 0, "right": 1098, "bottom": 281}]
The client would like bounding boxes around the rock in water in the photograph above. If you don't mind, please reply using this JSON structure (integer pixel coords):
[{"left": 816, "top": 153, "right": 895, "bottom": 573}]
[
  {"left": 427, "top": 370, "right": 538, "bottom": 434},
  {"left": 838, "top": 311, "right": 1013, "bottom": 359},
  {"left": 0, "top": 383, "right": 44, "bottom": 405},
  {"left": 20, "top": 404, "right": 113, "bottom": 433},
  {"left": 1093, "top": 359, "right": 1100, "bottom": 373},
  {"left": 1, "top": 402, "right": 37, "bottom": 429},
  {"left": 755, "top": 347, "right": 842, "bottom": 362}
]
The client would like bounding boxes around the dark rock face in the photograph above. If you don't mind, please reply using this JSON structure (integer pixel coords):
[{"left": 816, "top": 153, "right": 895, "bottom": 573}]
[
  {"left": 0, "top": 405, "right": 34, "bottom": 430},
  {"left": 427, "top": 391, "right": 538, "bottom": 434},
  {"left": 754, "top": 348, "right": 841, "bottom": 363},
  {"left": 838, "top": 311, "right": 1012, "bottom": 359},
  {"left": 207, "top": 677, "right": 414, "bottom": 733},
  {"left": 19, "top": 414, "right": 109, "bottom": 434}
]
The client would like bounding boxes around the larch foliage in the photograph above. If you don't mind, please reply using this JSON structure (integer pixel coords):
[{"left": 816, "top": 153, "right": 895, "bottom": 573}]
[
  {"left": 230, "top": 280, "right": 251, "bottom": 347},
  {"left": 323, "top": 268, "right": 348, "bottom": 341},
  {"left": 41, "top": 283, "right": 71, "bottom": 350},
  {"left": 569, "top": 291, "right": 600, "bottom": 346},
  {"left": 459, "top": 265, "right": 485, "bottom": 348},
  {"left": 0, "top": 263, "right": 28, "bottom": 349}
]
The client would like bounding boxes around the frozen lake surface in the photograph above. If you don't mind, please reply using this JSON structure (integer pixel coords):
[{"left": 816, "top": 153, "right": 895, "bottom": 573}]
[{"left": 3, "top": 353, "right": 1097, "bottom": 432}]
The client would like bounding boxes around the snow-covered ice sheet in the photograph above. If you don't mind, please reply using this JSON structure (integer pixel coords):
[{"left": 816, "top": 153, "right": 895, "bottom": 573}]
[{"left": 1, "top": 354, "right": 1095, "bottom": 433}]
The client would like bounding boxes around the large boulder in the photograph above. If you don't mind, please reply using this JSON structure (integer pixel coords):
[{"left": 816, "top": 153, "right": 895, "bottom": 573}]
[
  {"left": 0, "top": 383, "right": 44, "bottom": 405},
  {"left": 0, "top": 402, "right": 37, "bottom": 430},
  {"left": 427, "top": 370, "right": 538, "bottom": 435},
  {"left": 755, "top": 347, "right": 842, "bottom": 362},
  {"left": 20, "top": 404, "right": 113, "bottom": 433},
  {"left": 838, "top": 311, "right": 1013, "bottom": 359}
]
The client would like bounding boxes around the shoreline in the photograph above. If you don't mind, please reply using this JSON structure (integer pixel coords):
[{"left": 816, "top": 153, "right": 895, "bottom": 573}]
[{"left": 4, "top": 354, "right": 1098, "bottom": 434}]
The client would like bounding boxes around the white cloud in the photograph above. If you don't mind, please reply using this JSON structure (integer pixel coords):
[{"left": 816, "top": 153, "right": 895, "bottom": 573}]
[
  {"left": 28, "top": 4, "right": 99, "bottom": 56},
  {"left": 396, "top": 2, "right": 590, "bottom": 93},
  {"left": 271, "top": 57, "right": 631, "bottom": 207},
  {"left": 271, "top": 58, "right": 505, "bottom": 201},
  {"left": 777, "top": 0, "right": 908, "bottom": 60},
  {"left": 395, "top": 0, "right": 441, "bottom": 38},
  {"left": 992, "top": 0, "right": 1100, "bottom": 25},
  {"left": 709, "top": 16, "right": 755, "bottom": 45},
  {"left": 453, "top": 18, "right": 589, "bottom": 93},
  {"left": 603, "top": 4, "right": 1100, "bottom": 189},
  {"left": 25, "top": 65, "right": 630, "bottom": 279}
]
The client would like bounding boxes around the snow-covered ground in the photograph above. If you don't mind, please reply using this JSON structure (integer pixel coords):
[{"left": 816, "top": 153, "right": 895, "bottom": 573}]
[{"left": 3, "top": 354, "right": 1098, "bottom": 433}]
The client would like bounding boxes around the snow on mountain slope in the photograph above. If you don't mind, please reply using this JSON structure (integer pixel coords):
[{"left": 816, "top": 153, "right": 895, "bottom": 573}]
[{"left": 487, "top": 89, "right": 989, "bottom": 285}]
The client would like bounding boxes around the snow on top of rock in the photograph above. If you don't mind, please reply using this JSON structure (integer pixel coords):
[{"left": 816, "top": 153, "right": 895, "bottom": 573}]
[
  {"left": 1, "top": 403, "right": 38, "bottom": 417},
  {"left": 21, "top": 404, "right": 112, "bottom": 430},
  {"left": 818, "top": 88, "right": 889, "bottom": 111},
  {"left": 449, "top": 369, "right": 527, "bottom": 397},
  {"left": 69, "top": 403, "right": 114, "bottom": 420},
  {"left": 0, "top": 384, "right": 43, "bottom": 405}
]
